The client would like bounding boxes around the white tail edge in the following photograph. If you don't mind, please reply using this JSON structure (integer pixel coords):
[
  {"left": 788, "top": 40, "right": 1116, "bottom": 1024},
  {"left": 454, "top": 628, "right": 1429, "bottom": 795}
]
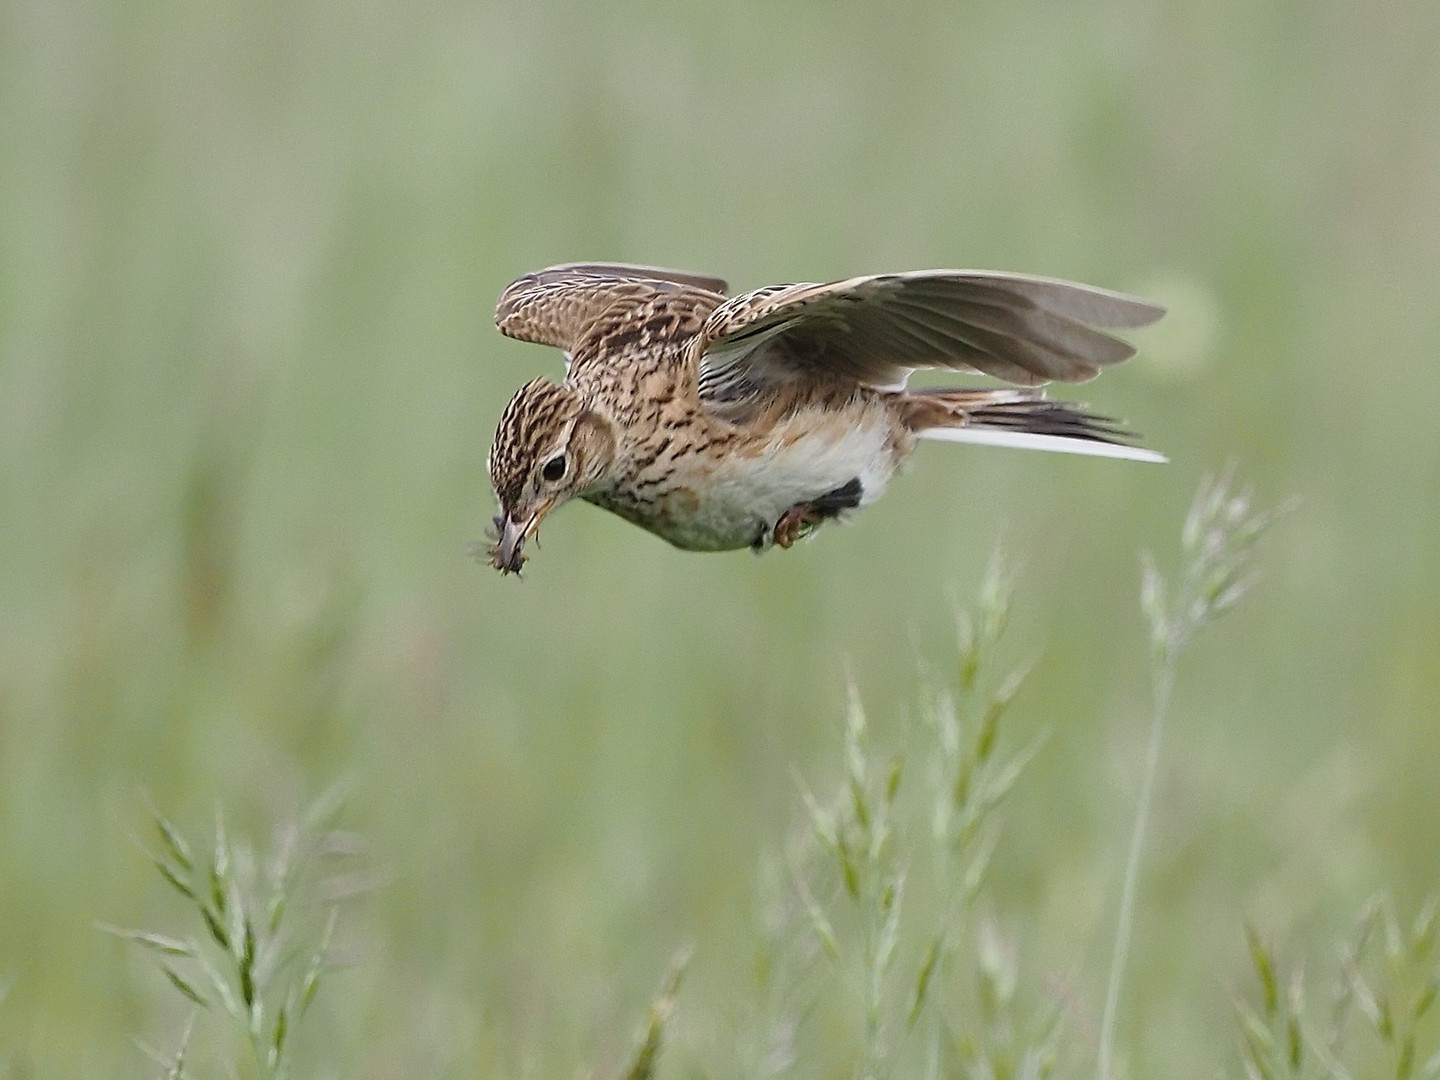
[{"left": 919, "top": 426, "right": 1168, "bottom": 463}]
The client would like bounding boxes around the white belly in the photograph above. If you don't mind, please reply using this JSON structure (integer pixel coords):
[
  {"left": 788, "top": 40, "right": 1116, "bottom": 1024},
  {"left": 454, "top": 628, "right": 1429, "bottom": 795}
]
[{"left": 595, "top": 410, "right": 904, "bottom": 552}]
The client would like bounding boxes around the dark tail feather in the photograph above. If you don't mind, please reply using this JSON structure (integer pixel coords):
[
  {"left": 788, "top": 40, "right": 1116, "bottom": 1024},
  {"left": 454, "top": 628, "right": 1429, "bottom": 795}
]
[{"left": 903, "top": 388, "right": 1166, "bottom": 463}]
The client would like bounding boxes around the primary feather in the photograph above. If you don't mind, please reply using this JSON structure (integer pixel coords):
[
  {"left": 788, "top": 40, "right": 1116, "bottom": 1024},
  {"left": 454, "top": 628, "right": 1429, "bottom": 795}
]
[{"left": 692, "top": 270, "right": 1165, "bottom": 403}]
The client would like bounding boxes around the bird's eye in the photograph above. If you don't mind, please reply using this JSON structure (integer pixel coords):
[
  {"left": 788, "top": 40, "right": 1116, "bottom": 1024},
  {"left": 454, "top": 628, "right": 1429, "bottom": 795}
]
[{"left": 542, "top": 455, "right": 567, "bottom": 482}]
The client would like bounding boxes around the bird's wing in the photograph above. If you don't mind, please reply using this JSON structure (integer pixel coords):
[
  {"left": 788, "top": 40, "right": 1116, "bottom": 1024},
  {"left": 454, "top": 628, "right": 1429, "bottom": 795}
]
[
  {"left": 691, "top": 270, "right": 1164, "bottom": 401},
  {"left": 495, "top": 263, "right": 730, "bottom": 353}
]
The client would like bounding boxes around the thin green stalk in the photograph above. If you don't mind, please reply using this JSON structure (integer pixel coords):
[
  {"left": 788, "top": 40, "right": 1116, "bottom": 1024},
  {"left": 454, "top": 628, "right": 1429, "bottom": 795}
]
[
  {"left": 1096, "top": 658, "right": 1175, "bottom": 1080},
  {"left": 1097, "top": 469, "right": 1284, "bottom": 1080}
]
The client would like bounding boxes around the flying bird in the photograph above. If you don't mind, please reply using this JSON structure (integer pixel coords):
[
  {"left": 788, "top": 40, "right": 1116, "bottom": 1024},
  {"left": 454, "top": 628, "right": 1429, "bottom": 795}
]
[{"left": 484, "top": 262, "right": 1165, "bottom": 574}]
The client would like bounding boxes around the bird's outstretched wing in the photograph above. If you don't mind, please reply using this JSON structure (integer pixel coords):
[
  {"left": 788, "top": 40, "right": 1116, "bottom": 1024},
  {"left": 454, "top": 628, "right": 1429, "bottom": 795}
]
[
  {"left": 691, "top": 270, "right": 1164, "bottom": 401},
  {"left": 495, "top": 263, "right": 729, "bottom": 353}
]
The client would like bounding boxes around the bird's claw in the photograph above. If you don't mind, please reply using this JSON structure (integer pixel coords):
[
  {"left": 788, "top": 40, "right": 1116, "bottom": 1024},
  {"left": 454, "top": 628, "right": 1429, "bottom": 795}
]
[{"left": 773, "top": 504, "right": 824, "bottom": 549}]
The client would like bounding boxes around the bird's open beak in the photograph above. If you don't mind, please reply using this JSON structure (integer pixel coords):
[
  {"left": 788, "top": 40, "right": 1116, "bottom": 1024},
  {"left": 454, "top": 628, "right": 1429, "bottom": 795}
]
[{"left": 490, "top": 499, "right": 555, "bottom": 575}]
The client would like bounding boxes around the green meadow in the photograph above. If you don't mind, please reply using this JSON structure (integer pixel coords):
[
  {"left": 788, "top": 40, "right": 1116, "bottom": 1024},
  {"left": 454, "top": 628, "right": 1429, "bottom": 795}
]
[{"left": 2, "top": 1, "right": 1438, "bottom": 1076}]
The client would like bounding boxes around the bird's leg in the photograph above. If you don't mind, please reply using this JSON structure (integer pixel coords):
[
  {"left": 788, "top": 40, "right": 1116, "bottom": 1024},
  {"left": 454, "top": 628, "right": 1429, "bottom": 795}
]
[
  {"left": 773, "top": 503, "right": 826, "bottom": 549},
  {"left": 772, "top": 478, "right": 864, "bottom": 550}
]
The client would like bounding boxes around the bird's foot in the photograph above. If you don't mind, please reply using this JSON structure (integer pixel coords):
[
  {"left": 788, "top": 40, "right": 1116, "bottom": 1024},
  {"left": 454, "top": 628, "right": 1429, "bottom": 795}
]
[
  {"left": 771, "top": 478, "right": 865, "bottom": 550},
  {"left": 773, "top": 503, "right": 826, "bottom": 549}
]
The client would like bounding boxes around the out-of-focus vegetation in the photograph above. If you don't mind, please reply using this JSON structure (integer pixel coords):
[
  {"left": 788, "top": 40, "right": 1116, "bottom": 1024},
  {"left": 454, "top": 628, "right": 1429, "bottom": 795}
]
[{"left": 1, "top": 1, "right": 1438, "bottom": 1076}]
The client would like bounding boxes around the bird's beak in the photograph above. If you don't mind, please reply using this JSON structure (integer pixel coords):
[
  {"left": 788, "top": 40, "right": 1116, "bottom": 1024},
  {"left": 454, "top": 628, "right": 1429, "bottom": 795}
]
[{"left": 490, "top": 499, "right": 555, "bottom": 575}]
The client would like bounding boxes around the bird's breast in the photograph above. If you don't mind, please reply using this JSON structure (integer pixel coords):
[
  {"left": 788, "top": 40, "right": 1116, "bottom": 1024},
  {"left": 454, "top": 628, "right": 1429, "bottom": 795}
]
[{"left": 586, "top": 405, "right": 907, "bottom": 551}]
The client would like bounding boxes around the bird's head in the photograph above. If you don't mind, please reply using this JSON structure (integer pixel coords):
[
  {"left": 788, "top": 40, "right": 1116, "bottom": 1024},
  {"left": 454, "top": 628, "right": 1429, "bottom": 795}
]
[{"left": 485, "top": 378, "right": 616, "bottom": 575}]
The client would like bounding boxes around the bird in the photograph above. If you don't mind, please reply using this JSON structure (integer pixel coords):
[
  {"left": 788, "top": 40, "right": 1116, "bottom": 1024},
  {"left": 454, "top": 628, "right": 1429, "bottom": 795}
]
[{"left": 484, "top": 262, "right": 1165, "bottom": 575}]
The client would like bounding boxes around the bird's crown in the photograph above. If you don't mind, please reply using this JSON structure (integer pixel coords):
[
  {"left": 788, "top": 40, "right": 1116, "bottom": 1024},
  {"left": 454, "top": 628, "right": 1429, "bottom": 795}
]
[{"left": 487, "top": 377, "right": 585, "bottom": 510}]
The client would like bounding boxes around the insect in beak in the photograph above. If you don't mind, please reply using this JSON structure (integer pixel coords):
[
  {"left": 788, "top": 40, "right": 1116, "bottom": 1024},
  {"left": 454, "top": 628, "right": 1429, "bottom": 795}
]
[{"left": 488, "top": 499, "right": 555, "bottom": 575}]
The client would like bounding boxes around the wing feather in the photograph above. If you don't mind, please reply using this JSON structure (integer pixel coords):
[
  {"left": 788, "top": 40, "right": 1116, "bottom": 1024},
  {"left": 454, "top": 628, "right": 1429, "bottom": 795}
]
[
  {"left": 919, "top": 426, "right": 1168, "bottom": 462},
  {"left": 692, "top": 270, "right": 1164, "bottom": 398},
  {"left": 495, "top": 263, "right": 729, "bottom": 351}
]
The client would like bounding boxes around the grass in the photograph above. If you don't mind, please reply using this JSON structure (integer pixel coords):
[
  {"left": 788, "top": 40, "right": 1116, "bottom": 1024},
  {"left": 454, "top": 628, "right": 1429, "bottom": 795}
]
[
  {"left": 1233, "top": 895, "right": 1440, "bottom": 1080},
  {"left": 103, "top": 472, "right": 1322, "bottom": 1080},
  {"left": 744, "top": 553, "right": 1057, "bottom": 1080},
  {"left": 109, "top": 793, "right": 365, "bottom": 1080},
  {"left": 118, "top": 551, "right": 1063, "bottom": 1080},
  {"left": 1098, "top": 470, "right": 1291, "bottom": 1080},
  {"left": 3, "top": 3, "right": 1438, "bottom": 1074}
]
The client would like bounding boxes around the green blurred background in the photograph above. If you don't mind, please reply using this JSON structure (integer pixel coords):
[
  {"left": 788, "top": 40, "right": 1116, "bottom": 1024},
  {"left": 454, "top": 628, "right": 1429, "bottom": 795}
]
[{"left": 2, "top": 0, "right": 1438, "bottom": 1075}]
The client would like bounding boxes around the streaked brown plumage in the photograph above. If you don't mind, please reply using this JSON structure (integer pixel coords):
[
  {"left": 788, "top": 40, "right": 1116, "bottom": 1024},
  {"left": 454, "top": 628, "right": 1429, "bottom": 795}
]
[{"left": 485, "top": 262, "right": 1165, "bottom": 574}]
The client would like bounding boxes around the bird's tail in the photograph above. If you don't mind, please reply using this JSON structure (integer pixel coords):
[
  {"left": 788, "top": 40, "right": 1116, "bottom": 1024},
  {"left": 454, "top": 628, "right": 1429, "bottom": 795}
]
[{"left": 903, "top": 388, "right": 1166, "bottom": 463}]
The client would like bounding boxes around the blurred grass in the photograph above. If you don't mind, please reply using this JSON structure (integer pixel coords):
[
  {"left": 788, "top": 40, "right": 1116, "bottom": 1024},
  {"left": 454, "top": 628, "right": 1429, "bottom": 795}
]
[{"left": 2, "top": 0, "right": 1439, "bottom": 1076}]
